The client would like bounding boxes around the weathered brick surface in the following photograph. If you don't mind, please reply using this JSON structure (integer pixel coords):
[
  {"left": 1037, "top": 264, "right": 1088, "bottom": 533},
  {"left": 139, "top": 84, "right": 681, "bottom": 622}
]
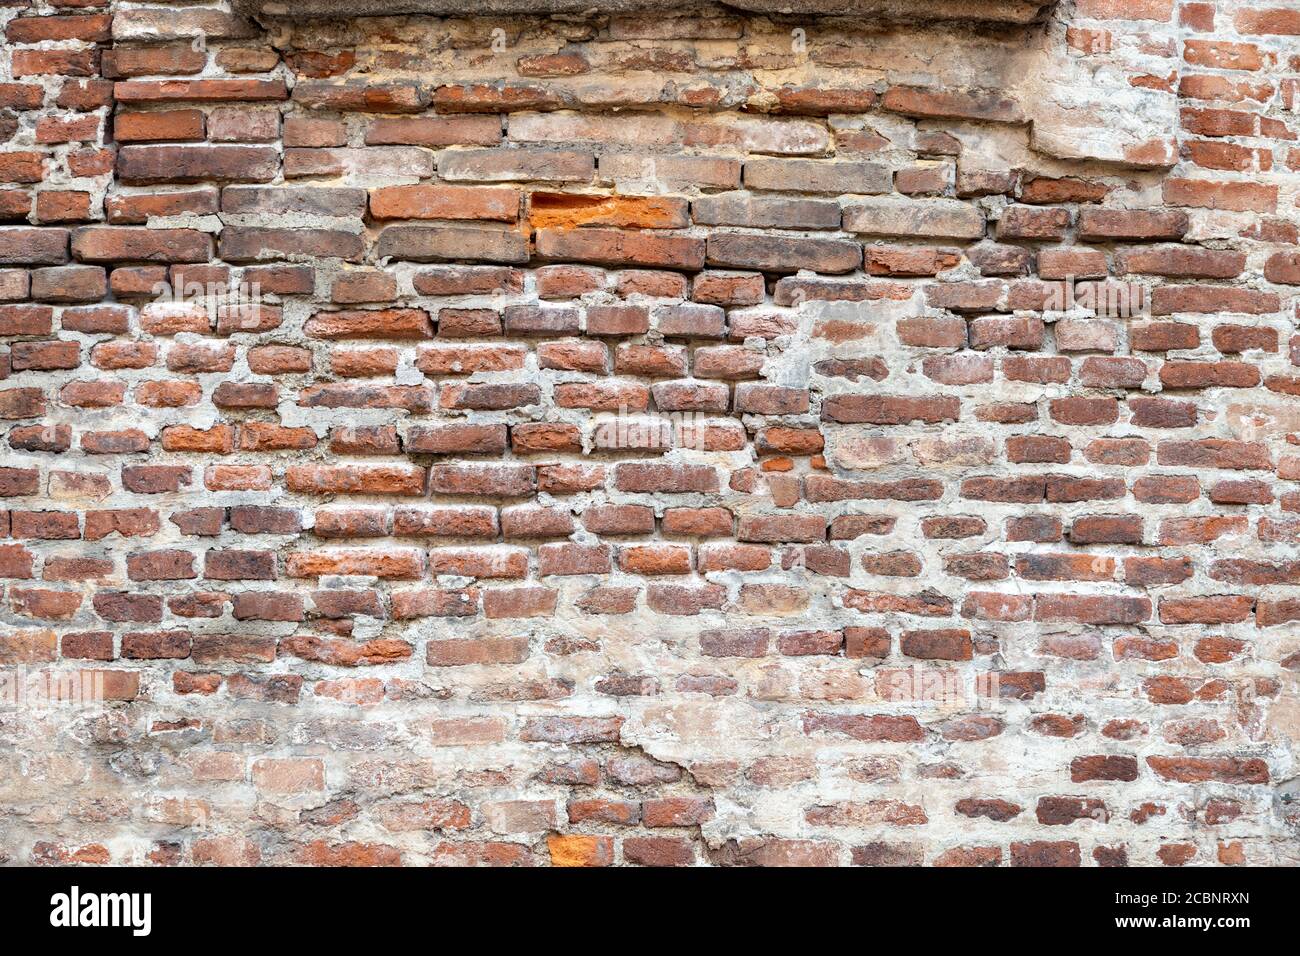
[{"left": 0, "top": 0, "right": 1297, "bottom": 868}]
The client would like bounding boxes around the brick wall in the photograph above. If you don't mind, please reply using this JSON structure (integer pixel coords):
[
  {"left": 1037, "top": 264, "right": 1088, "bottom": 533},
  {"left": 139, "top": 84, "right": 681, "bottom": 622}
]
[{"left": 1, "top": 0, "right": 1298, "bottom": 867}]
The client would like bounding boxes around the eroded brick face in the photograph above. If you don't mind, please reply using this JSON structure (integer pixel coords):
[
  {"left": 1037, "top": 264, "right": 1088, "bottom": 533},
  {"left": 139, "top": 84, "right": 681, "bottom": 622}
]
[{"left": 0, "top": 1, "right": 1298, "bottom": 868}]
